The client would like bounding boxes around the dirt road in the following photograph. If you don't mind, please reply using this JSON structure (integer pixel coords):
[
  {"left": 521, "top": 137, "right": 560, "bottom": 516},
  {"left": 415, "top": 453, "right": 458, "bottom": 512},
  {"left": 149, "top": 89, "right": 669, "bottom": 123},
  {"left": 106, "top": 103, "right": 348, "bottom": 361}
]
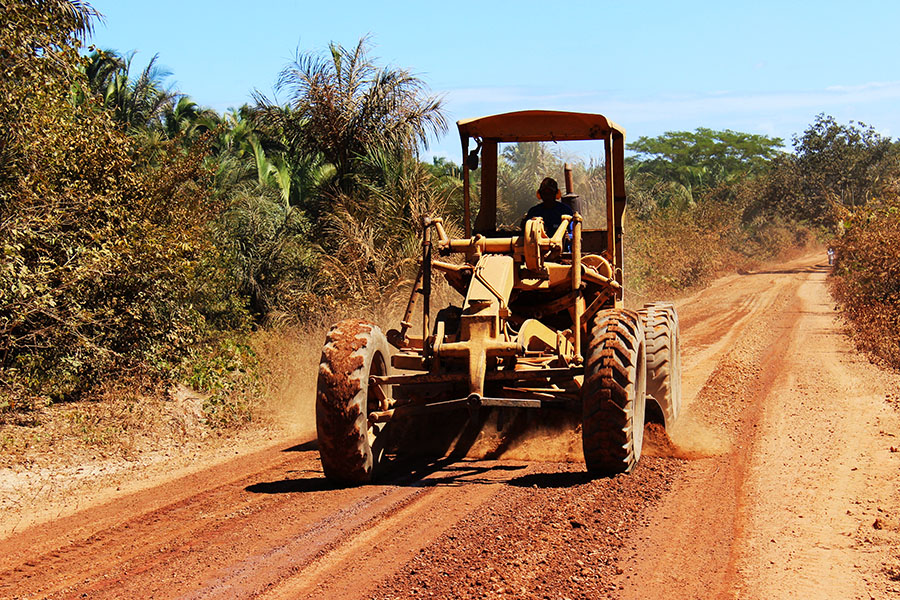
[{"left": 2, "top": 254, "right": 899, "bottom": 600}]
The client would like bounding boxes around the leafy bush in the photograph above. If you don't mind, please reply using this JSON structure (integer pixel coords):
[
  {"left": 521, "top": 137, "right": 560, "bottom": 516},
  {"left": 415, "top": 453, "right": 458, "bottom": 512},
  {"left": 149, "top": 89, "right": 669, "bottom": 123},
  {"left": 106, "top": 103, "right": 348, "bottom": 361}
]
[
  {"left": 830, "top": 197, "right": 900, "bottom": 368},
  {"left": 182, "top": 336, "right": 260, "bottom": 428},
  {"left": 0, "top": 1, "right": 249, "bottom": 410},
  {"left": 753, "top": 116, "right": 900, "bottom": 228},
  {"left": 0, "top": 93, "right": 248, "bottom": 406},
  {"left": 215, "top": 185, "right": 319, "bottom": 321},
  {"left": 627, "top": 201, "right": 742, "bottom": 295}
]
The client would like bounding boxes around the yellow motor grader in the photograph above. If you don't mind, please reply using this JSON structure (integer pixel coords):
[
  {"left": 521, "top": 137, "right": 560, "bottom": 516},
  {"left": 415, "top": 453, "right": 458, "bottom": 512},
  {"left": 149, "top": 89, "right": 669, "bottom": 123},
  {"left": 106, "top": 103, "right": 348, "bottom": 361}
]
[{"left": 315, "top": 110, "right": 681, "bottom": 484}]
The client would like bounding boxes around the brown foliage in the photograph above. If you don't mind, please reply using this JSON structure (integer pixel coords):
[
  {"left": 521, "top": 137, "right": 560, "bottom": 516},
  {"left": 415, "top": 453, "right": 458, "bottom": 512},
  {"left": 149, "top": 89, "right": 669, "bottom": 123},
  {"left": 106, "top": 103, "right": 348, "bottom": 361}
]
[
  {"left": 829, "top": 198, "right": 900, "bottom": 368},
  {"left": 626, "top": 201, "right": 743, "bottom": 296},
  {"left": 626, "top": 172, "right": 816, "bottom": 300}
]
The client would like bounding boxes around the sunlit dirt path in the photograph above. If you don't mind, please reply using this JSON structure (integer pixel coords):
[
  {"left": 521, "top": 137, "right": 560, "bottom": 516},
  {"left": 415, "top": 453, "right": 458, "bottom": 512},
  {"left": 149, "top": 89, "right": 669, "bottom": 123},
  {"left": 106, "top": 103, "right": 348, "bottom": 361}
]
[{"left": 2, "top": 254, "right": 898, "bottom": 600}]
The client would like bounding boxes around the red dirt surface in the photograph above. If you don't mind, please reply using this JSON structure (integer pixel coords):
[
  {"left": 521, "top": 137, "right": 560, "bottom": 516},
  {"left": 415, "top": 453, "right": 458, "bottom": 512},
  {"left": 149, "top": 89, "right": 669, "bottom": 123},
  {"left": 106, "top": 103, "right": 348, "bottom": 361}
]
[{"left": 2, "top": 253, "right": 899, "bottom": 599}]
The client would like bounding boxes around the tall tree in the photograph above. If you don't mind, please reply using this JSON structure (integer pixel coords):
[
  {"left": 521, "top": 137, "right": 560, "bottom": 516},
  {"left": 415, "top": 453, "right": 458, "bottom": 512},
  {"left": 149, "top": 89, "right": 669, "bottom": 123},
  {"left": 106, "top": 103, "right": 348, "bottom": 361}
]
[
  {"left": 82, "top": 49, "right": 176, "bottom": 131},
  {"left": 163, "top": 96, "right": 218, "bottom": 141},
  {"left": 793, "top": 114, "right": 898, "bottom": 210},
  {"left": 628, "top": 128, "right": 784, "bottom": 193}
]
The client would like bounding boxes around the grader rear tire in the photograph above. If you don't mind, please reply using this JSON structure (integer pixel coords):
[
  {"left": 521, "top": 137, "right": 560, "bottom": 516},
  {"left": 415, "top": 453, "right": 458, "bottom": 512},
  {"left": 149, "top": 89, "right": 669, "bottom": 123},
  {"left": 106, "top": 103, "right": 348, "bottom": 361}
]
[
  {"left": 582, "top": 309, "right": 647, "bottom": 475},
  {"left": 316, "top": 319, "right": 391, "bottom": 485},
  {"left": 638, "top": 302, "right": 682, "bottom": 427}
]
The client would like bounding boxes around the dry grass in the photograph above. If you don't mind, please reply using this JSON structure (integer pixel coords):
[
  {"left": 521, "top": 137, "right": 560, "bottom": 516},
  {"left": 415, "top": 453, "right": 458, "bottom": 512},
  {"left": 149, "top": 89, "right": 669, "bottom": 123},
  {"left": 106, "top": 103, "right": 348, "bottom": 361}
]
[
  {"left": 626, "top": 203, "right": 817, "bottom": 301},
  {"left": 0, "top": 379, "right": 210, "bottom": 469}
]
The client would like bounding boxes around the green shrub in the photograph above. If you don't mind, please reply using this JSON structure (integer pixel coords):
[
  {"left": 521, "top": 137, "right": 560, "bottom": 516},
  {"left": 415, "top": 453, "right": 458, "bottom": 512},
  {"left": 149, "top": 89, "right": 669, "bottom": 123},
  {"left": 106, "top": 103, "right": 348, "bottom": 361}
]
[
  {"left": 182, "top": 336, "right": 260, "bottom": 428},
  {"left": 0, "top": 2, "right": 250, "bottom": 410}
]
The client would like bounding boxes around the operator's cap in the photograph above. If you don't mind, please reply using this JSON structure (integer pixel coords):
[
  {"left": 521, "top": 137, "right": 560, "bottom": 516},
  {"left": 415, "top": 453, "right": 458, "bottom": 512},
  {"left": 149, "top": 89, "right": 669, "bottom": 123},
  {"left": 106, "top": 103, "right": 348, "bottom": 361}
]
[{"left": 539, "top": 177, "right": 559, "bottom": 194}]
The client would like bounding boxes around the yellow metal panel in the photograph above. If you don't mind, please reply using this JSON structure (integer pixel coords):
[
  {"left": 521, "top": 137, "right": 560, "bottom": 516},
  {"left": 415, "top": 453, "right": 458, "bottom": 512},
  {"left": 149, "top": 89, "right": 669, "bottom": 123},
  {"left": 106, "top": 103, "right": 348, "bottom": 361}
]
[{"left": 464, "top": 254, "right": 515, "bottom": 313}]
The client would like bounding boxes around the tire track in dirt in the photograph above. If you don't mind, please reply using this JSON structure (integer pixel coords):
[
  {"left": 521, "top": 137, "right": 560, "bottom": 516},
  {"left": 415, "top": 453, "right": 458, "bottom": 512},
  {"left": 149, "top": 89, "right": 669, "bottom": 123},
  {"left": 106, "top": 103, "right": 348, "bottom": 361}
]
[
  {"left": 182, "top": 485, "right": 436, "bottom": 600},
  {"left": 0, "top": 450, "right": 510, "bottom": 600},
  {"left": 255, "top": 464, "right": 511, "bottom": 600},
  {"left": 1, "top": 440, "right": 310, "bottom": 562},
  {"left": 615, "top": 261, "right": 807, "bottom": 599},
  {"left": 0, "top": 448, "right": 323, "bottom": 599}
]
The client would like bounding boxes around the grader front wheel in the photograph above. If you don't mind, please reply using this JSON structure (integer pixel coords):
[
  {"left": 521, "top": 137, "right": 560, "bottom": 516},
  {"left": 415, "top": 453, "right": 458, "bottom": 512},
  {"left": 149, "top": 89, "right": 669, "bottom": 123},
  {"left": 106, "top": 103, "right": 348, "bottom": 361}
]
[
  {"left": 582, "top": 309, "right": 647, "bottom": 475},
  {"left": 316, "top": 319, "right": 392, "bottom": 485}
]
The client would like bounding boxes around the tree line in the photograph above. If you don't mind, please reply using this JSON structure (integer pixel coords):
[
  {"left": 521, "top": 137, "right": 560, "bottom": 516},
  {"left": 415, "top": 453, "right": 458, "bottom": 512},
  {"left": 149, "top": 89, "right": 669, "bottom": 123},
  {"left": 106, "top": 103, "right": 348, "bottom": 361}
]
[{"left": 3, "top": 0, "right": 899, "bottom": 417}]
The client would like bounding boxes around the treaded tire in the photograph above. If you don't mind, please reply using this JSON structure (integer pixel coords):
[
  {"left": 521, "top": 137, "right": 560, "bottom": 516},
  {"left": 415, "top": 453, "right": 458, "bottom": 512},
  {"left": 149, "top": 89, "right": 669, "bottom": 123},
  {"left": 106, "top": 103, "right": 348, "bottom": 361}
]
[
  {"left": 316, "top": 319, "right": 391, "bottom": 485},
  {"left": 582, "top": 308, "right": 647, "bottom": 475},
  {"left": 638, "top": 302, "right": 682, "bottom": 427}
]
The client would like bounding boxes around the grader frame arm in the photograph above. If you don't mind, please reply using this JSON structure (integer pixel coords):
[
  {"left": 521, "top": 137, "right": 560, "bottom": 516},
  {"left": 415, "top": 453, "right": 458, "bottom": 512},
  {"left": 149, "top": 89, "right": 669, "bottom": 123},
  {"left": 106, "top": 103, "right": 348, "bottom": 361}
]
[{"left": 382, "top": 212, "right": 619, "bottom": 422}]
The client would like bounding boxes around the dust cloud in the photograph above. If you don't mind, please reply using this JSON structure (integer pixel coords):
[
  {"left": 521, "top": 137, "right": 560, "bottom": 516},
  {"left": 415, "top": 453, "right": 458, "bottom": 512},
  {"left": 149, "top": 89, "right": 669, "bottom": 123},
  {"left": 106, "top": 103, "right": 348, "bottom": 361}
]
[
  {"left": 255, "top": 326, "right": 324, "bottom": 436},
  {"left": 459, "top": 404, "right": 730, "bottom": 464},
  {"left": 649, "top": 411, "right": 731, "bottom": 459}
]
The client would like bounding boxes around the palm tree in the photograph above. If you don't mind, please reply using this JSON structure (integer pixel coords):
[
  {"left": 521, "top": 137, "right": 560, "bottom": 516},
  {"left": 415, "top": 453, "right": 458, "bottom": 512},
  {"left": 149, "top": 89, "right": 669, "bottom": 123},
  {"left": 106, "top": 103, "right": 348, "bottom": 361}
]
[
  {"left": 42, "top": 0, "right": 98, "bottom": 38},
  {"left": 318, "top": 147, "right": 459, "bottom": 311},
  {"left": 217, "top": 184, "right": 317, "bottom": 319},
  {"left": 497, "top": 142, "right": 564, "bottom": 226},
  {"left": 210, "top": 104, "right": 333, "bottom": 210},
  {"left": 163, "top": 96, "right": 218, "bottom": 141},
  {"left": 260, "top": 36, "right": 448, "bottom": 192},
  {"left": 84, "top": 49, "right": 123, "bottom": 94},
  {"left": 83, "top": 50, "right": 176, "bottom": 132}
]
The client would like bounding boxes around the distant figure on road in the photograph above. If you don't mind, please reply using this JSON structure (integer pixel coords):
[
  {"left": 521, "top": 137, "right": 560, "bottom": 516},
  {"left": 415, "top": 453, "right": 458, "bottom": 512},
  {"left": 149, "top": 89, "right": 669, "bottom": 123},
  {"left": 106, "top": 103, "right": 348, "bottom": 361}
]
[
  {"left": 827, "top": 247, "right": 835, "bottom": 266},
  {"left": 521, "top": 177, "right": 573, "bottom": 235}
]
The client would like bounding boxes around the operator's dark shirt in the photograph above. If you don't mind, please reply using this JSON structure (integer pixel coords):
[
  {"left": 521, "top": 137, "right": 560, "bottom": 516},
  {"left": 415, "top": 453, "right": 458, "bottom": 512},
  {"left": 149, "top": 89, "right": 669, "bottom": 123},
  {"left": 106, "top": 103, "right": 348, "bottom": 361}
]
[{"left": 524, "top": 201, "right": 574, "bottom": 234}]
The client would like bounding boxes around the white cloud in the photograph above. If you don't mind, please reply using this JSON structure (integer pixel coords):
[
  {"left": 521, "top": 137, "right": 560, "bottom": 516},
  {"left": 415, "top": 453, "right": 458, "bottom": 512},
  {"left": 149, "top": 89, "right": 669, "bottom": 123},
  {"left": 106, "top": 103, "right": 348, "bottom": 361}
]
[{"left": 825, "top": 81, "right": 899, "bottom": 92}]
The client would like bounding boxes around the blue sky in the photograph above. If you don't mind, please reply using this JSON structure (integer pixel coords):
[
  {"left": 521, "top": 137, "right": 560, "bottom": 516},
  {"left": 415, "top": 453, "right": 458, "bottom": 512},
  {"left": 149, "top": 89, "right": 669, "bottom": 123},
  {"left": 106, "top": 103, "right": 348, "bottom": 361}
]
[{"left": 87, "top": 0, "right": 900, "bottom": 161}]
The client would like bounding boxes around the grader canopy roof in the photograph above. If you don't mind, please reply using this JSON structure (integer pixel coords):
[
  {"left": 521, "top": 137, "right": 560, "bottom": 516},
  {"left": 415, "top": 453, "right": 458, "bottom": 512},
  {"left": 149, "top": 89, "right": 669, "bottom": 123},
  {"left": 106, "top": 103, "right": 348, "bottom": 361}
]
[{"left": 457, "top": 110, "right": 626, "bottom": 145}]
